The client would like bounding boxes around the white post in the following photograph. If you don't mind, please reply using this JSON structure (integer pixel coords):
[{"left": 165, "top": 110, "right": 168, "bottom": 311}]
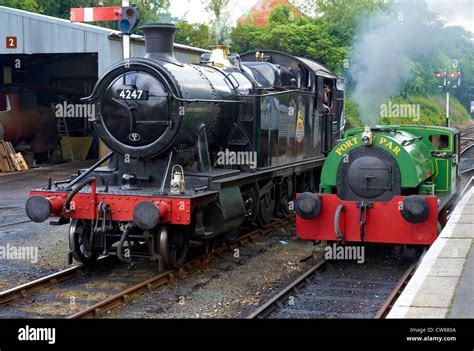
[
  {"left": 122, "top": 0, "right": 130, "bottom": 59},
  {"left": 446, "top": 91, "right": 450, "bottom": 128},
  {"left": 123, "top": 35, "right": 130, "bottom": 59}
]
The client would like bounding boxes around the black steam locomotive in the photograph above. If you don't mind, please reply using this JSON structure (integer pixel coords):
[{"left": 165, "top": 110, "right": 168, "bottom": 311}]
[{"left": 26, "top": 24, "right": 345, "bottom": 269}]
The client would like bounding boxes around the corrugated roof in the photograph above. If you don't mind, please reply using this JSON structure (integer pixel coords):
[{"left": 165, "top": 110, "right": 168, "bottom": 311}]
[
  {"left": 0, "top": 6, "right": 113, "bottom": 35},
  {"left": 0, "top": 6, "right": 208, "bottom": 54}
]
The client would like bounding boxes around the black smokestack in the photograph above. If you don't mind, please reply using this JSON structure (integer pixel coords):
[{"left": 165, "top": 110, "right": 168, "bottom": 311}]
[{"left": 140, "top": 23, "right": 179, "bottom": 63}]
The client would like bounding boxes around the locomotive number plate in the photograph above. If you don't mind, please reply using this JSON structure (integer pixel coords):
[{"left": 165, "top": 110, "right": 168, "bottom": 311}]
[{"left": 117, "top": 89, "right": 148, "bottom": 100}]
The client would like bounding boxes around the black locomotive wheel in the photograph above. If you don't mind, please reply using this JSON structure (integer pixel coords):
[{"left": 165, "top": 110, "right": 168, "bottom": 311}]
[
  {"left": 257, "top": 188, "right": 275, "bottom": 227},
  {"left": 69, "top": 219, "right": 99, "bottom": 265},
  {"left": 159, "top": 226, "right": 190, "bottom": 269}
]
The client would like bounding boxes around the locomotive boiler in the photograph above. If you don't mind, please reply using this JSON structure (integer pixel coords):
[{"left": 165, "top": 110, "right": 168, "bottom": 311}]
[
  {"left": 26, "top": 23, "right": 344, "bottom": 269},
  {"left": 295, "top": 125, "right": 460, "bottom": 245}
]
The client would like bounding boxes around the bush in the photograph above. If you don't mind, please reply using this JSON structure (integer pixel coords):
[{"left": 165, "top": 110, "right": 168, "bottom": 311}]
[{"left": 346, "top": 95, "right": 470, "bottom": 128}]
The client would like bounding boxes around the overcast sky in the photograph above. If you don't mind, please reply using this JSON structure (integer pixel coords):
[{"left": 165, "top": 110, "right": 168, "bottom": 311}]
[{"left": 169, "top": 0, "right": 474, "bottom": 33}]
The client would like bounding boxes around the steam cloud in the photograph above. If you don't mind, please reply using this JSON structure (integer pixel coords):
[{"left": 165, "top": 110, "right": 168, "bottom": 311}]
[{"left": 349, "top": 0, "right": 439, "bottom": 125}]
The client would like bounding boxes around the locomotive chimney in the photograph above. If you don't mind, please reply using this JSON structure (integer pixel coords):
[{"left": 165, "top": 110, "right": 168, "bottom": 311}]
[{"left": 140, "top": 23, "right": 179, "bottom": 63}]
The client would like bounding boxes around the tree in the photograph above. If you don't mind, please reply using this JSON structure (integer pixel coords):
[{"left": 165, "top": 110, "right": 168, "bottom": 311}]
[
  {"left": 292, "top": 0, "right": 317, "bottom": 17},
  {"left": 175, "top": 22, "right": 211, "bottom": 49},
  {"left": 0, "top": 0, "right": 39, "bottom": 12},
  {"left": 269, "top": 4, "right": 294, "bottom": 25},
  {"left": 37, "top": 0, "right": 95, "bottom": 19},
  {"left": 231, "top": 17, "right": 348, "bottom": 73},
  {"left": 202, "top": 0, "right": 230, "bottom": 44},
  {"left": 203, "top": 0, "right": 229, "bottom": 20},
  {"left": 137, "top": 0, "right": 171, "bottom": 24},
  {"left": 315, "top": 0, "right": 387, "bottom": 45}
]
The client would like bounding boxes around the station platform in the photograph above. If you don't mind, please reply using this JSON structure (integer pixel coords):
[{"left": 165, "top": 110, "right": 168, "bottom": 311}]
[{"left": 387, "top": 187, "right": 474, "bottom": 318}]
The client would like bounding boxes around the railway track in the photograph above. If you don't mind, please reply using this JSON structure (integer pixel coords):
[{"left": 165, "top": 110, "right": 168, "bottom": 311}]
[
  {"left": 0, "top": 217, "right": 293, "bottom": 319},
  {"left": 0, "top": 219, "right": 32, "bottom": 228},
  {"left": 461, "top": 125, "right": 474, "bottom": 153},
  {"left": 0, "top": 257, "right": 109, "bottom": 307},
  {"left": 247, "top": 247, "right": 418, "bottom": 319},
  {"left": 460, "top": 125, "right": 474, "bottom": 192}
]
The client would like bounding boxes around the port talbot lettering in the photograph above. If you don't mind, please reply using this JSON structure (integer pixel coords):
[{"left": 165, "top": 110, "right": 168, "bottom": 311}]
[{"left": 335, "top": 136, "right": 401, "bottom": 156}]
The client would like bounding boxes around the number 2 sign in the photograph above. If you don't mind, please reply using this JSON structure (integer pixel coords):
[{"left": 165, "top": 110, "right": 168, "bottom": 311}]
[{"left": 6, "top": 36, "right": 17, "bottom": 49}]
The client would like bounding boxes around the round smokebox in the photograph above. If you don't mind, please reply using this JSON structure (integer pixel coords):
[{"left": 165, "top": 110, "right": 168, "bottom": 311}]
[
  {"left": 25, "top": 195, "right": 51, "bottom": 223},
  {"left": 400, "top": 195, "right": 430, "bottom": 224},
  {"left": 133, "top": 201, "right": 160, "bottom": 230},
  {"left": 295, "top": 192, "right": 322, "bottom": 220}
]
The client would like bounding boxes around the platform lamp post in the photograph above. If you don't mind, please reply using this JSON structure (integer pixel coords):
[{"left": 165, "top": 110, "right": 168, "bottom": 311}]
[{"left": 435, "top": 69, "right": 461, "bottom": 128}]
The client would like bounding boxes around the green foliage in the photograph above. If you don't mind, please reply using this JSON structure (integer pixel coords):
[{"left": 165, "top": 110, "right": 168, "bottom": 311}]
[
  {"left": 395, "top": 26, "right": 474, "bottom": 112},
  {"left": 346, "top": 95, "right": 470, "bottom": 128},
  {"left": 269, "top": 4, "right": 294, "bottom": 25},
  {"left": 292, "top": 0, "right": 316, "bottom": 17},
  {"left": 202, "top": 0, "right": 231, "bottom": 44},
  {"left": 175, "top": 22, "right": 211, "bottom": 49},
  {"left": 344, "top": 98, "right": 362, "bottom": 128},
  {"left": 36, "top": 0, "right": 95, "bottom": 20},
  {"left": 231, "top": 18, "right": 348, "bottom": 73},
  {"left": 202, "top": 0, "right": 229, "bottom": 19},
  {"left": 315, "top": 0, "right": 387, "bottom": 45},
  {"left": 231, "top": 0, "right": 387, "bottom": 73},
  {"left": 0, "top": 0, "right": 39, "bottom": 12}
]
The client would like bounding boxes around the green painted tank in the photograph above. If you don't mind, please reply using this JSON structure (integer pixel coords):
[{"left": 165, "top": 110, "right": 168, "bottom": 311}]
[
  {"left": 320, "top": 125, "right": 437, "bottom": 196},
  {"left": 295, "top": 124, "right": 460, "bottom": 246}
]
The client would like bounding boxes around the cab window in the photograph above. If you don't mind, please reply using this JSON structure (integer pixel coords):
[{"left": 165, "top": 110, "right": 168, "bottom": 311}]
[{"left": 429, "top": 134, "right": 449, "bottom": 149}]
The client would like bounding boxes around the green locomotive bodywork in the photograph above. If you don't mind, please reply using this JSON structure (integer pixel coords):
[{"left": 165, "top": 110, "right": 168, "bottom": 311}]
[{"left": 320, "top": 125, "right": 460, "bottom": 208}]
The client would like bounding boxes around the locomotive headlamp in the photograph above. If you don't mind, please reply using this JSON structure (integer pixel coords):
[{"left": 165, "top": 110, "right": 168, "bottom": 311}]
[
  {"left": 170, "top": 165, "right": 186, "bottom": 194},
  {"left": 361, "top": 126, "right": 373, "bottom": 146}
]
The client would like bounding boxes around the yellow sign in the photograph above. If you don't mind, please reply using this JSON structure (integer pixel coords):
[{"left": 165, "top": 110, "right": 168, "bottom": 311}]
[
  {"left": 335, "top": 137, "right": 359, "bottom": 156},
  {"left": 334, "top": 136, "right": 401, "bottom": 156},
  {"left": 377, "top": 137, "right": 401, "bottom": 156},
  {"left": 296, "top": 110, "right": 304, "bottom": 143}
]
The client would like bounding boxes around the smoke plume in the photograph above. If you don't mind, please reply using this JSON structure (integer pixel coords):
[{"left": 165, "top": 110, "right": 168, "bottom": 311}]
[{"left": 349, "top": 0, "right": 439, "bottom": 125}]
